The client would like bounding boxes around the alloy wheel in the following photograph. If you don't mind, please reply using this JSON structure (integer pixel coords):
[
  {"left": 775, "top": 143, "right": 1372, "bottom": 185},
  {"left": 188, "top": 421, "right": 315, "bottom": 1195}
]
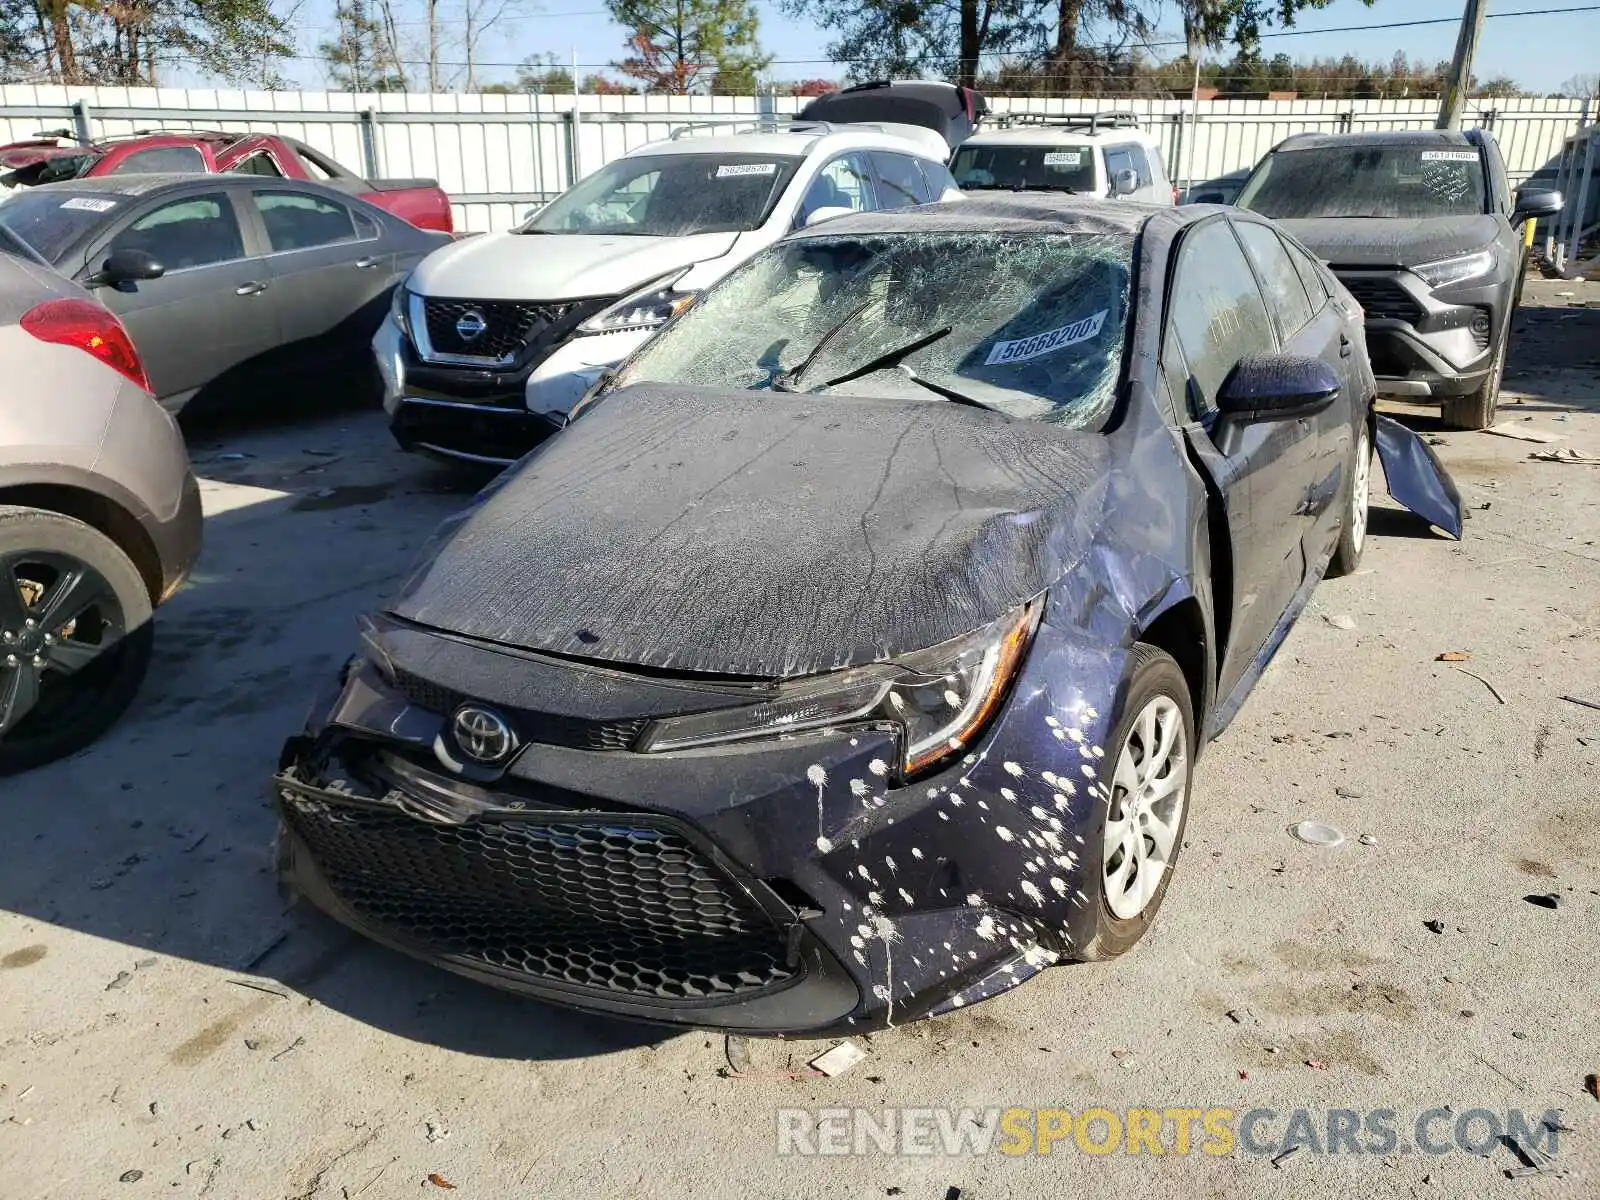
[
  {"left": 1350, "top": 423, "right": 1371, "bottom": 555},
  {"left": 1102, "top": 695, "right": 1190, "bottom": 920},
  {"left": 0, "top": 550, "right": 126, "bottom": 738}
]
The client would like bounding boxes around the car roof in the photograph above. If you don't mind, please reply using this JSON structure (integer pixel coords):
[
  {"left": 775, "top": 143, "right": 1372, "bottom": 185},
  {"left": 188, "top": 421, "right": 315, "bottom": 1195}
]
[
  {"left": 1276, "top": 128, "right": 1479, "bottom": 152},
  {"left": 786, "top": 191, "right": 1193, "bottom": 240},
  {"left": 963, "top": 126, "right": 1159, "bottom": 148},
  {"left": 628, "top": 124, "right": 948, "bottom": 163},
  {"left": 25, "top": 172, "right": 363, "bottom": 203}
]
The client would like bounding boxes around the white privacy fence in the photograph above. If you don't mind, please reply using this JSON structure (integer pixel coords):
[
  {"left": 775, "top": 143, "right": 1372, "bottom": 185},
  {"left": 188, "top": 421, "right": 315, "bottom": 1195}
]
[{"left": 0, "top": 86, "right": 1589, "bottom": 233}]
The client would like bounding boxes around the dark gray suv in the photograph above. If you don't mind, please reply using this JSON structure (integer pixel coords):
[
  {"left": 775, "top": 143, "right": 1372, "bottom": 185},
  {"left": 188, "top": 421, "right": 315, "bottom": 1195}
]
[{"left": 1235, "top": 129, "right": 1562, "bottom": 429}]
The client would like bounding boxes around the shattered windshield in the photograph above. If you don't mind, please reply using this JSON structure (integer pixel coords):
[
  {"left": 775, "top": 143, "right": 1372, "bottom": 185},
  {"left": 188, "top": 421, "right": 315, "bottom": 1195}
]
[
  {"left": 616, "top": 229, "right": 1134, "bottom": 428},
  {"left": 1237, "top": 144, "right": 1488, "bottom": 219},
  {"left": 523, "top": 152, "right": 801, "bottom": 236},
  {"left": 951, "top": 144, "right": 1098, "bottom": 194}
]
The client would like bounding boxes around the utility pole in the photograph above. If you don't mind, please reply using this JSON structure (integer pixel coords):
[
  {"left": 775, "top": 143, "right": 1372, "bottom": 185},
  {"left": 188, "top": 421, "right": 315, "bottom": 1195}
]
[{"left": 1436, "top": 0, "right": 1489, "bottom": 130}]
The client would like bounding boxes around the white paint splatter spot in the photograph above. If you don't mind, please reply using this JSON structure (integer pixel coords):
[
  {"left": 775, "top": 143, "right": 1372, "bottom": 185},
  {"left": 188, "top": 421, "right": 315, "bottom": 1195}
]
[
  {"left": 965, "top": 893, "right": 984, "bottom": 906},
  {"left": 976, "top": 799, "right": 989, "bottom": 811},
  {"left": 1080, "top": 764, "right": 1096, "bottom": 778},
  {"left": 943, "top": 689, "right": 963, "bottom": 709},
  {"left": 938, "top": 811, "right": 950, "bottom": 820},
  {"left": 815, "top": 836, "right": 833, "bottom": 853},
  {"left": 995, "top": 826, "right": 1015, "bottom": 842},
  {"left": 910, "top": 847, "right": 924, "bottom": 860},
  {"left": 898, "top": 888, "right": 914, "bottom": 905},
  {"left": 976, "top": 914, "right": 997, "bottom": 940},
  {"left": 1067, "top": 727, "right": 1085, "bottom": 743},
  {"left": 850, "top": 778, "right": 870, "bottom": 797},
  {"left": 1020, "top": 880, "right": 1045, "bottom": 906},
  {"left": 868, "top": 891, "right": 884, "bottom": 905},
  {"left": 850, "top": 935, "right": 866, "bottom": 950},
  {"left": 952, "top": 995, "right": 966, "bottom": 1007},
  {"left": 1000, "top": 787, "right": 1017, "bottom": 802},
  {"left": 868, "top": 758, "right": 889, "bottom": 777},
  {"left": 1003, "top": 761, "right": 1025, "bottom": 777},
  {"left": 1030, "top": 805, "right": 1049, "bottom": 821},
  {"left": 884, "top": 856, "right": 897, "bottom": 874},
  {"left": 1045, "top": 715, "right": 1061, "bottom": 728},
  {"left": 1049, "top": 877, "right": 1069, "bottom": 896},
  {"left": 805, "top": 764, "right": 827, "bottom": 786},
  {"left": 1091, "top": 745, "right": 1104, "bottom": 759},
  {"left": 856, "top": 866, "right": 872, "bottom": 880}
]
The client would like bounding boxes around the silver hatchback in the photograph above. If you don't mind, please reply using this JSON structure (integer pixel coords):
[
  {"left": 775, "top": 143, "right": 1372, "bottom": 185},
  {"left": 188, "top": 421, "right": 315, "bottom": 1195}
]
[{"left": 0, "top": 230, "right": 201, "bottom": 773}]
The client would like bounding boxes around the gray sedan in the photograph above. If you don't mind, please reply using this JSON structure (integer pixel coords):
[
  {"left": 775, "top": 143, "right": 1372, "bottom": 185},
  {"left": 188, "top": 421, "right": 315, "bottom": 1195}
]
[{"left": 0, "top": 173, "right": 448, "bottom": 413}]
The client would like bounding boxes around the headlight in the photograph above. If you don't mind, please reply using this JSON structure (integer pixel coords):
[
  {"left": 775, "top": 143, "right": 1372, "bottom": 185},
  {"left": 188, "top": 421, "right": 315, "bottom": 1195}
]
[
  {"left": 1411, "top": 247, "right": 1497, "bottom": 290},
  {"left": 390, "top": 283, "right": 411, "bottom": 337},
  {"left": 639, "top": 599, "right": 1042, "bottom": 779},
  {"left": 579, "top": 271, "right": 696, "bottom": 334}
]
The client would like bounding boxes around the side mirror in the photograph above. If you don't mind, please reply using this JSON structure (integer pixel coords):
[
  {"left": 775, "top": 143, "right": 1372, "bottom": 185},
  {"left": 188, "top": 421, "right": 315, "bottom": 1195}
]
[
  {"left": 1512, "top": 186, "right": 1563, "bottom": 224},
  {"left": 89, "top": 247, "right": 165, "bottom": 287},
  {"left": 1111, "top": 168, "right": 1139, "bottom": 197},
  {"left": 803, "top": 205, "right": 853, "bottom": 228},
  {"left": 1217, "top": 355, "right": 1342, "bottom": 422}
]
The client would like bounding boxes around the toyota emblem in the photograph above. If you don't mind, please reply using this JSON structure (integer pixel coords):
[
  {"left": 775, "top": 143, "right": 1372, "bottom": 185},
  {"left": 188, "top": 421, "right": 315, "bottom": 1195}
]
[
  {"left": 455, "top": 310, "right": 488, "bottom": 341},
  {"left": 451, "top": 704, "right": 516, "bottom": 764}
]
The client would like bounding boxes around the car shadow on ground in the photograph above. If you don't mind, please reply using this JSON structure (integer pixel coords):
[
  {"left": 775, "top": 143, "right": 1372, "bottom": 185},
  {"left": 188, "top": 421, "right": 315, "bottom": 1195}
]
[{"left": 0, "top": 412, "right": 670, "bottom": 1063}]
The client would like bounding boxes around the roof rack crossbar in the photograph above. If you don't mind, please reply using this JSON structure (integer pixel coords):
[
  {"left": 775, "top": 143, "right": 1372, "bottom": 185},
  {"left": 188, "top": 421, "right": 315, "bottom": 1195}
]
[
  {"left": 666, "top": 118, "right": 832, "bottom": 140},
  {"left": 991, "top": 110, "right": 1143, "bottom": 133}
]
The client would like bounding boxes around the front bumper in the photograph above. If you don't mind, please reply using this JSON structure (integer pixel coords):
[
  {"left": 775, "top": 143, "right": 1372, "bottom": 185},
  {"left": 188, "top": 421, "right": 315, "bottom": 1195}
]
[
  {"left": 1334, "top": 268, "right": 1509, "bottom": 400},
  {"left": 373, "top": 317, "right": 649, "bottom": 466},
  {"left": 272, "top": 611, "right": 1128, "bottom": 1035}
]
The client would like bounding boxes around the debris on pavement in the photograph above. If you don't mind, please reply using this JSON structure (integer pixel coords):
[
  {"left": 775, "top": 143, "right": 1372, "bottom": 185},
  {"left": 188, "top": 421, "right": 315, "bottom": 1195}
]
[
  {"left": 1483, "top": 422, "right": 1565, "bottom": 443},
  {"left": 809, "top": 1042, "right": 868, "bottom": 1077},
  {"left": 1560, "top": 694, "right": 1600, "bottom": 712},
  {"left": 425, "top": 1120, "right": 451, "bottom": 1144},
  {"left": 1455, "top": 668, "right": 1506, "bottom": 704},
  {"left": 427, "top": 1174, "right": 457, "bottom": 1190},
  {"left": 118, "top": 1170, "right": 143, "bottom": 1183},
  {"left": 1324, "top": 614, "right": 1357, "bottom": 630},
  {"left": 1306, "top": 1060, "right": 1328, "bottom": 1070},
  {"left": 1359, "top": 834, "right": 1378, "bottom": 846},
  {"left": 1530, "top": 447, "right": 1600, "bottom": 465},
  {"left": 1586, "top": 1073, "right": 1599, "bottom": 1100},
  {"left": 1424, "top": 920, "right": 1447, "bottom": 934},
  {"left": 1435, "top": 651, "right": 1472, "bottom": 662},
  {"left": 1334, "top": 787, "right": 1364, "bottom": 799},
  {"left": 1111, "top": 1048, "right": 1135, "bottom": 1060},
  {"left": 269, "top": 1036, "right": 305, "bottom": 1062},
  {"left": 724, "top": 1035, "right": 753, "bottom": 1077},
  {"left": 1225, "top": 1008, "right": 1260, "bottom": 1026},
  {"left": 226, "top": 979, "right": 288, "bottom": 999},
  {"left": 1289, "top": 821, "right": 1346, "bottom": 847},
  {"left": 1523, "top": 893, "right": 1562, "bottom": 910}
]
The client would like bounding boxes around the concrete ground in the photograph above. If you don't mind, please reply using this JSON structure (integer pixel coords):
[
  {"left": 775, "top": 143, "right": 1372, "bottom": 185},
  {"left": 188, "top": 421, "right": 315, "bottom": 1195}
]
[{"left": 2, "top": 289, "right": 1598, "bottom": 1199}]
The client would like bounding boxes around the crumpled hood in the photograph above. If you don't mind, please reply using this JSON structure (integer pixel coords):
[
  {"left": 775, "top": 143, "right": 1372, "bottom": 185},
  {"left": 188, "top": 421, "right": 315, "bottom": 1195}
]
[
  {"left": 406, "top": 229, "right": 739, "bottom": 301},
  {"left": 1279, "top": 215, "right": 1502, "bottom": 269},
  {"left": 391, "top": 385, "right": 1112, "bottom": 678}
]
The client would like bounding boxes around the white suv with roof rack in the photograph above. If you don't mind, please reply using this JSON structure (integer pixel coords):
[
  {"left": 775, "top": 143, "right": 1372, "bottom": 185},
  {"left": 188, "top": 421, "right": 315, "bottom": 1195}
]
[
  {"left": 376, "top": 112, "right": 965, "bottom": 466},
  {"left": 951, "top": 112, "right": 1176, "bottom": 206}
]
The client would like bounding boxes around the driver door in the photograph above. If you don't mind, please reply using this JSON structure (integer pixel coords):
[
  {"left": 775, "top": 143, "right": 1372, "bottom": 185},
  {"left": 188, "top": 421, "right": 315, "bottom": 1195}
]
[{"left": 1162, "top": 217, "right": 1322, "bottom": 703}]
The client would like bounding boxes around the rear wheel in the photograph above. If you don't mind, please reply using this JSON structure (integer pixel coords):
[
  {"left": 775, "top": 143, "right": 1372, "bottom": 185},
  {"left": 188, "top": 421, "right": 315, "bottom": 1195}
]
[
  {"left": 1075, "top": 644, "right": 1195, "bottom": 961},
  {"left": 0, "top": 506, "right": 154, "bottom": 775},
  {"left": 1328, "top": 419, "right": 1371, "bottom": 577}
]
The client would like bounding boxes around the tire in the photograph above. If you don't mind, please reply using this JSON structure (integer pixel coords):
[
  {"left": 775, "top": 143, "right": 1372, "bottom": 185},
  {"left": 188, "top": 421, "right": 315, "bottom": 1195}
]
[
  {"left": 0, "top": 506, "right": 154, "bottom": 775},
  {"left": 1327, "top": 418, "right": 1371, "bottom": 577},
  {"left": 1441, "top": 324, "right": 1507, "bottom": 431},
  {"left": 1074, "top": 643, "right": 1196, "bottom": 961}
]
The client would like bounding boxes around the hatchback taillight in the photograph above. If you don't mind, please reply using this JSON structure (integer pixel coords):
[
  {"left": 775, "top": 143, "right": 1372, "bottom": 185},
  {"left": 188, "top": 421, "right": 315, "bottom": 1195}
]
[{"left": 20, "top": 297, "right": 151, "bottom": 393}]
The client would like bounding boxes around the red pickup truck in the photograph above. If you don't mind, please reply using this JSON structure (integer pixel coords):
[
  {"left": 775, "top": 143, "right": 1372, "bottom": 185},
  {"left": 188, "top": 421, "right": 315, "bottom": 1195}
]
[{"left": 0, "top": 129, "right": 454, "bottom": 233}]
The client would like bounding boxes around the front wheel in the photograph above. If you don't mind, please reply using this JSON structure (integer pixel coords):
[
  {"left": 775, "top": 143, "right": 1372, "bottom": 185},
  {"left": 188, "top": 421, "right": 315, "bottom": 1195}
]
[
  {"left": 0, "top": 506, "right": 155, "bottom": 775},
  {"left": 1441, "top": 331, "right": 1507, "bottom": 431},
  {"left": 1075, "top": 643, "right": 1195, "bottom": 961},
  {"left": 1328, "top": 418, "right": 1371, "bottom": 577}
]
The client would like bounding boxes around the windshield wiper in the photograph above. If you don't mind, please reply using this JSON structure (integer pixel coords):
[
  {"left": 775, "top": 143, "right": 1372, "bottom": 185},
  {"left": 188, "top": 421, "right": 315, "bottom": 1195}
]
[
  {"left": 894, "top": 365, "right": 999, "bottom": 412},
  {"left": 960, "top": 182, "right": 1075, "bottom": 194},
  {"left": 813, "top": 326, "right": 953, "bottom": 389},
  {"left": 772, "top": 296, "right": 879, "bottom": 391}
]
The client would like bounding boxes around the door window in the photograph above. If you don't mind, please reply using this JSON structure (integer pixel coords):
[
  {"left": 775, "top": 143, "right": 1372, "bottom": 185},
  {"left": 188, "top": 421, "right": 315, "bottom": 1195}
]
[
  {"left": 1233, "top": 220, "right": 1315, "bottom": 338},
  {"left": 1167, "top": 219, "right": 1278, "bottom": 418},
  {"left": 253, "top": 191, "right": 358, "bottom": 252},
  {"left": 1283, "top": 239, "right": 1330, "bottom": 309},
  {"left": 1104, "top": 144, "right": 1152, "bottom": 190},
  {"left": 108, "top": 145, "right": 208, "bottom": 175},
  {"left": 231, "top": 152, "right": 285, "bottom": 178},
  {"left": 870, "top": 152, "right": 927, "bottom": 208},
  {"left": 799, "top": 153, "right": 878, "bottom": 224},
  {"left": 109, "top": 193, "right": 245, "bottom": 270}
]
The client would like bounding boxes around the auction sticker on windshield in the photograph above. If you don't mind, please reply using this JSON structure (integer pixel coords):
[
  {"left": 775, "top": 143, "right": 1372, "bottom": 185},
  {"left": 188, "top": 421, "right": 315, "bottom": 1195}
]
[
  {"left": 986, "top": 310, "right": 1107, "bottom": 365},
  {"left": 60, "top": 197, "right": 118, "bottom": 212},
  {"left": 1042, "top": 151, "right": 1083, "bottom": 167},
  {"left": 716, "top": 164, "right": 778, "bottom": 178},
  {"left": 1420, "top": 151, "right": 1478, "bottom": 162}
]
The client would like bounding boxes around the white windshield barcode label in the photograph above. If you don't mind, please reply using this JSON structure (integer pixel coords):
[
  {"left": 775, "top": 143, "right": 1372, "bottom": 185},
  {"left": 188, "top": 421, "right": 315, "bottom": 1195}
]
[
  {"left": 986, "top": 310, "right": 1108, "bottom": 366},
  {"left": 1042, "top": 150, "right": 1083, "bottom": 167},
  {"left": 61, "top": 196, "right": 118, "bottom": 212},
  {"left": 1421, "top": 150, "right": 1477, "bottom": 162},
  {"left": 716, "top": 163, "right": 778, "bottom": 177}
]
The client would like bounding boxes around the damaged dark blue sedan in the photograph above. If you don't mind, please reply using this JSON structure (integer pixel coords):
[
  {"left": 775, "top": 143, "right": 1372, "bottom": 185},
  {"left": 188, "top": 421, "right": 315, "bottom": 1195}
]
[{"left": 273, "top": 197, "right": 1462, "bottom": 1035}]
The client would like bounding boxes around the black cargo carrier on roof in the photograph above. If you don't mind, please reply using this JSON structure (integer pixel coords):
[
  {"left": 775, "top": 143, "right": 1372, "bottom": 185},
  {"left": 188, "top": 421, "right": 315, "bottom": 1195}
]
[{"left": 798, "top": 81, "right": 987, "bottom": 152}]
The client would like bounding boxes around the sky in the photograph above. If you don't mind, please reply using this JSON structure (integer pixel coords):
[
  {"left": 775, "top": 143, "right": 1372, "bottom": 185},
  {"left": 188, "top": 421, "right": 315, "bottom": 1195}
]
[{"left": 265, "top": 0, "right": 1600, "bottom": 94}]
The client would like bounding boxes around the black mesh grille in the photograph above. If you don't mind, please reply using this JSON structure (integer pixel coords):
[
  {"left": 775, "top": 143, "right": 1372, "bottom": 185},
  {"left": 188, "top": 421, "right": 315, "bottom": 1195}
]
[
  {"left": 389, "top": 669, "right": 648, "bottom": 751},
  {"left": 280, "top": 790, "right": 794, "bottom": 1000},
  {"left": 422, "top": 298, "right": 572, "bottom": 360},
  {"left": 1337, "top": 276, "right": 1424, "bottom": 324}
]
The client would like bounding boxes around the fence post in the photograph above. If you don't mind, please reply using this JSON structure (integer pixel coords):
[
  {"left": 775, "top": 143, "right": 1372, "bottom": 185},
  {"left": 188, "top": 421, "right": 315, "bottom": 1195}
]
[
  {"left": 758, "top": 84, "right": 776, "bottom": 132},
  {"left": 1337, "top": 111, "right": 1353, "bottom": 134},
  {"left": 1479, "top": 108, "right": 1497, "bottom": 132},
  {"left": 1168, "top": 112, "right": 1185, "bottom": 192},
  {"left": 564, "top": 107, "right": 580, "bottom": 188},
  {"left": 70, "top": 98, "right": 92, "bottom": 146},
  {"left": 1566, "top": 128, "right": 1597, "bottom": 273},
  {"left": 359, "top": 107, "right": 383, "bottom": 179}
]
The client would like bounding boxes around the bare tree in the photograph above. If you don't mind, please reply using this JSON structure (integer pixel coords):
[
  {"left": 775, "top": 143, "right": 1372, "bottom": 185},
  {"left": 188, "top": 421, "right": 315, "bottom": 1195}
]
[
  {"left": 460, "top": 0, "right": 523, "bottom": 91},
  {"left": 1559, "top": 72, "right": 1599, "bottom": 99}
]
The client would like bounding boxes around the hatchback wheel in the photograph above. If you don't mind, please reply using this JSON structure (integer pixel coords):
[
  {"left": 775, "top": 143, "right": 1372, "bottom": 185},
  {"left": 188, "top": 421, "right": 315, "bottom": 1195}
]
[
  {"left": 0, "top": 506, "right": 154, "bottom": 775},
  {"left": 1076, "top": 643, "right": 1194, "bottom": 960},
  {"left": 1328, "top": 419, "right": 1371, "bottom": 577}
]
